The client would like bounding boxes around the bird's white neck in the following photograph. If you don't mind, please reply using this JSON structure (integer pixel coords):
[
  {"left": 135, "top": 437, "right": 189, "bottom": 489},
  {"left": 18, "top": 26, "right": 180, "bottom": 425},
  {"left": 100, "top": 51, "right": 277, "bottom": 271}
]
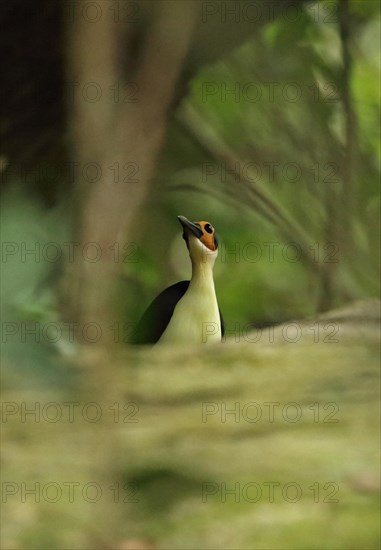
[
  {"left": 188, "top": 235, "right": 218, "bottom": 284},
  {"left": 190, "top": 257, "right": 215, "bottom": 287},
  {"left": 158, "top": 248, "right": 220, "bottom": 345}
]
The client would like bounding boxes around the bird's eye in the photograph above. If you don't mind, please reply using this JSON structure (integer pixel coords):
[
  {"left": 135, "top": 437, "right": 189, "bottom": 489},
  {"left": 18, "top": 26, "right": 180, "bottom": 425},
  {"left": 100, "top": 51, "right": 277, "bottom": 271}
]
[{"left": 204, "top": 223, "right": 213, "bottom": 234}]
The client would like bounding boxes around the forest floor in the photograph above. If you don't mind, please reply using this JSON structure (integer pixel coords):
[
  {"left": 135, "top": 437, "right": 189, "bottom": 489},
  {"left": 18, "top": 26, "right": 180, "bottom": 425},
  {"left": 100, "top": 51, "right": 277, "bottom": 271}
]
[{"left": 2, "top": 299, "right": 380, "bottom": 549}]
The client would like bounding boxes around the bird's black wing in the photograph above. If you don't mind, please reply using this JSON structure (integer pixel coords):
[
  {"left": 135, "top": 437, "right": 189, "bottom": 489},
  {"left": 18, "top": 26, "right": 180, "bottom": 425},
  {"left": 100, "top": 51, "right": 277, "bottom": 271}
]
[
  {"left": 133, "top": 281, "right": 190, "bottom": 344},
  {"left": 133, "top": 280, "right": 225, "bottom": 344},
  {"left": 219, "top": 309, "right": 225, "bottom": 338}
]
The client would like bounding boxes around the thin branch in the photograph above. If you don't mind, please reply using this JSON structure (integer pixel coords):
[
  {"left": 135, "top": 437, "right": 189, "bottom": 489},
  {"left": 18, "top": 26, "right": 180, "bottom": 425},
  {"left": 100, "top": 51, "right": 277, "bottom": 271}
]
[
  {"left": 339, "top": 0, "right": 357, "bottom": 253},
  {"left": 177, "top": 102, "right": 326, "bottom": 273}
]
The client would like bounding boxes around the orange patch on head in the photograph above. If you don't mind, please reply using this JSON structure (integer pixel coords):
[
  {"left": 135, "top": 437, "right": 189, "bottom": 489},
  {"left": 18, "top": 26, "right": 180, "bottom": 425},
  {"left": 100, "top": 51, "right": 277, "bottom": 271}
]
[{"left": 196, "top": 220, "right": 216, "bottom": 251}]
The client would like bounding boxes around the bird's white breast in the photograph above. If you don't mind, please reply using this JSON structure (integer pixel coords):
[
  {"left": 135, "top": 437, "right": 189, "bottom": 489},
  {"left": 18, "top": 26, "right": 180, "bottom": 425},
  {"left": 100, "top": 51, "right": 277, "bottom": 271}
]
[{"left": 158, "top": 277, "right": 221, "bottom": 345}]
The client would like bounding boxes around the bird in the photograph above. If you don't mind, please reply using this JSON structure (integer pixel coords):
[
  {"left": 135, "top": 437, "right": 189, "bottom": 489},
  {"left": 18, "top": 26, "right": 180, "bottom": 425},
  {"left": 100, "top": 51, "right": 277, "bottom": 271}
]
[{"left": 134, "top": 215, "right": 224, "bottom": 345}]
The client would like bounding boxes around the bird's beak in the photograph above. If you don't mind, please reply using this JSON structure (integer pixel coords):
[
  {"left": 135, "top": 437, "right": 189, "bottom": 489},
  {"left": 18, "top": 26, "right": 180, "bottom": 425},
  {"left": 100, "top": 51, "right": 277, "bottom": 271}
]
[{"left": 177, "top": 215, "right": 203, "bottom": 238}]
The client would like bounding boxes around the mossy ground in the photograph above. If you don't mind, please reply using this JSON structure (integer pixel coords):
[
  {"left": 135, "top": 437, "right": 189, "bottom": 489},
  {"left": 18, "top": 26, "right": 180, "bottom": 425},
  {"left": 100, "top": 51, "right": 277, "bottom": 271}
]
[{"left": 2, "top": 301, "right": 380, "bottom": 549}]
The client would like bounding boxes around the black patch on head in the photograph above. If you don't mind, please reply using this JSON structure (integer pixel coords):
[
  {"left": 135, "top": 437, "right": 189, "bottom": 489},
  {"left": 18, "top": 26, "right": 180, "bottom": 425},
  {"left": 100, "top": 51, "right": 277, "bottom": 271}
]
[
  {"left": 214, "top": 234, "right": 219, "bottom": 249},
  {"left": 204, "top": 223, "right": 213, "bottom": 234}
]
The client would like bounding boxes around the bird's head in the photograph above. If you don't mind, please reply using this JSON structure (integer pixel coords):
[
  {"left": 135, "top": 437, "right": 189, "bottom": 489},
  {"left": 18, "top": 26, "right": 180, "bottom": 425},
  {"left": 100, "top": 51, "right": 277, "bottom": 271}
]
[{"left": 177, "top": 215, "right": 219, "bottom": 266}]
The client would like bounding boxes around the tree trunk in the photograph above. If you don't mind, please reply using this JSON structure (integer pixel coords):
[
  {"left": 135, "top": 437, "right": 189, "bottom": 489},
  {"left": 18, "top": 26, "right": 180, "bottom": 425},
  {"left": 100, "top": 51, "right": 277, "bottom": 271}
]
[{"left": 61, "top": 2, "right": 197, "bottom": 342}]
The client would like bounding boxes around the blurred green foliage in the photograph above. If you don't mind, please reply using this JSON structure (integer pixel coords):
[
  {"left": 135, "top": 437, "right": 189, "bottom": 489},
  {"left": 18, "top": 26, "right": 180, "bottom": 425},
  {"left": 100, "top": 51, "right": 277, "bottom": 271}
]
[{"left": 126, "top": 0, "right": 380, "bottom": 327}]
